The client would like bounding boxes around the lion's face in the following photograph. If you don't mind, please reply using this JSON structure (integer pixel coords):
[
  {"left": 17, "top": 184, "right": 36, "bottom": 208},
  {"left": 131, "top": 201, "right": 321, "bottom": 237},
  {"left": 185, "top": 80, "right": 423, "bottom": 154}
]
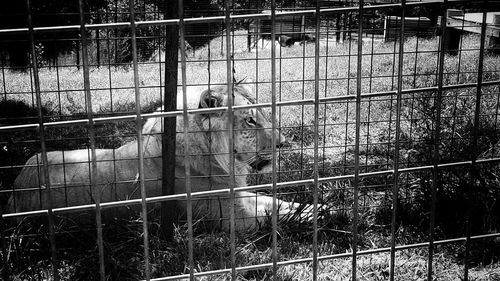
[
  {"left": 232, "top": 96, "right": 282, "bottom": 171},
  {"left": 198, "top": 84, "right": 287, "bottom": 172}
]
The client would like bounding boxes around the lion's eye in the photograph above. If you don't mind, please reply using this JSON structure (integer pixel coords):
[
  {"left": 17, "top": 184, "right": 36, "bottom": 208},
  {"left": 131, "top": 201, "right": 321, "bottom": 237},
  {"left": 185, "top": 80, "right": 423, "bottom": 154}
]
[{"left": 245, "top": 117, "right": 257, "bottom": 127}]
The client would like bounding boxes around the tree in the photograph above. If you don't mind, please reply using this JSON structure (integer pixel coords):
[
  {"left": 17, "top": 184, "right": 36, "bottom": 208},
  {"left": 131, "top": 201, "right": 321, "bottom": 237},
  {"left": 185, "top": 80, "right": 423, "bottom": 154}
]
[{"left": 0, "top": 0, "right": 106, "bottom": 68}]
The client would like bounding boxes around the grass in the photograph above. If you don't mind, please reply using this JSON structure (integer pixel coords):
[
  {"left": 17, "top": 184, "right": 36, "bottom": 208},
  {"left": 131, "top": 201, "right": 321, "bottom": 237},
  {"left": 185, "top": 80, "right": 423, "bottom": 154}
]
[
  {"left": 1, "top": 33, "right": 500, "bottom": 280},
  {"left": 7, "top": 221, "right": 499, "bottom": 280}
]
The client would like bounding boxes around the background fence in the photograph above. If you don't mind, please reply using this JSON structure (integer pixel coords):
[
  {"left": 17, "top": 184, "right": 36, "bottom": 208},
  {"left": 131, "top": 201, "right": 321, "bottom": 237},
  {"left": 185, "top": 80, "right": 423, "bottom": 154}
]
[{"left": 1, "top": 0, "right": 500, "bottom": 280}]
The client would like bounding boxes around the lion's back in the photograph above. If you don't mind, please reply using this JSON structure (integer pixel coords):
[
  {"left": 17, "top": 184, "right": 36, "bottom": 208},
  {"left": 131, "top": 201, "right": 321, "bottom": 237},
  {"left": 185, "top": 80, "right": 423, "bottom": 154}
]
[
  {"left": 14, "top": 150, "right": 100, "bottom": 188},
  {"left": 10, "top": 149, "right": 115, "bottom": 213}
]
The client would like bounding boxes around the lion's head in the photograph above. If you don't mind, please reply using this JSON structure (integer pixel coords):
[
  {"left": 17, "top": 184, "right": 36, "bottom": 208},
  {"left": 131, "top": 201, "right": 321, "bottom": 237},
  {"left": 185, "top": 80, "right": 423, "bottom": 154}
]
[
  {"left": 143, "top": 82, "right": 287, "bottom": 179},
  {"left": 198, "top": 83, "right": 287, "bottom": 172}
]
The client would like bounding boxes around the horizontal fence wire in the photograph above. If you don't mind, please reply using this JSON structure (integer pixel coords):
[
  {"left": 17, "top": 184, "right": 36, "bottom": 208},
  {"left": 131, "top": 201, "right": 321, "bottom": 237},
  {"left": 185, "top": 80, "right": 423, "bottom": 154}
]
[
  {"left": 1, "top": 80, "right": 499, "bottom": 132},
  {"left": 4, "top": 156, "right": 500, "bottom": 219},
  {"left": 142, "top": 233, "right": 500, "bottom": 281},
  {"left": 0, "top": 1, "right": 451, "bottom": 35}
]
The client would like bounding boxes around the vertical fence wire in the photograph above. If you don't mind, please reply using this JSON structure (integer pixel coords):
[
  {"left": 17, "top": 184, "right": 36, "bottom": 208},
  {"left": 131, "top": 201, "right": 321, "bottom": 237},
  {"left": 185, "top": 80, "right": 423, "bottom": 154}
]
[
  {"left": 25, "top": 1, "right": 59, "bottom": 280},
  {"left": 465, "top": 4, "right": 489, "bottom": 280},
  {"left": 352, "top": 0, "right": 364, "bottom": 279},
  {"left": 312, "top": 0, "right": 322, "bottom": 280},
  {"left": 450, "top": 13, "right": 467, "bottom": 154},
  {"left": 1, "top": 28, "right": 9, "bottom": 277},
  {"left": 178, "top": 0, "right": 195, "bottom": 279},
  {"left": 270, "top": 1, "right": 279, "bottom": 280},
  {"left": 252, "top": 13, "right": 260, "bottom": 216},
  {"left": 224, "top": 1, "right": 236, "bottom": 280},
  {"left": 322, "top": 14, "right": 331, "bottom": 176},
  {"left": 300, "top": 12, "right": 307, "bottom": 182},
  {"left": 128, "top": 0, "right": 151, "bottom": 279},
  {"left": 77, "top": 0, "right": 106, "bottom": 279},
  {"left": 389, "top": 0, "right": 406, "bottom": 280},
  {"left": 0, "top": 214, "right": 7, "bottom": 279},
  {"left": 1, "top": 58, "right": 5, "bottom": 99},
  {"left": 276, "top": 7, "right": 283, "bottom": 195},
  {"left": 428, "top": 1, "right": 448, "bottom": 279},
  {"left": 205, "top": 27, "right": 215, "bottom": 224},
  {"left": 344, "top": 12, "right": 353, "bottom": 175}
]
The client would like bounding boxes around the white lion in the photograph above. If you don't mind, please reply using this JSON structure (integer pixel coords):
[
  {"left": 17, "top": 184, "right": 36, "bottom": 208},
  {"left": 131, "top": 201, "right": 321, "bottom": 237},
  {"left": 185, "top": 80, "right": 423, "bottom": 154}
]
[{"left": 9, "top": 82, "right": 311, "bottom": 231}]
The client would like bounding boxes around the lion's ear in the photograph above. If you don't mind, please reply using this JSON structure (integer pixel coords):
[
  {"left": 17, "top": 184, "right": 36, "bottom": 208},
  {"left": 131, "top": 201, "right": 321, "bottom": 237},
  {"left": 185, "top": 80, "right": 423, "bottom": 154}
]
[
  {"left": 199, "top": 89, "right": 223, "bottom": 108},
  {"left": 142, "top": 107, "right": 162, "bottom": 134},
  {"left": 240, "top": 78, "right": 254, "bottom": 94}
]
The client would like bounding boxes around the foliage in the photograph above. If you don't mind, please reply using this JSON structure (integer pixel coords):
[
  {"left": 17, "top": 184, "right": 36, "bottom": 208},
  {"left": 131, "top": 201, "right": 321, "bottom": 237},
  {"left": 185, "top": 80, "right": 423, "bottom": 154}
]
[
  {"left": 0, "top": 0, "right": 226, "bottom": 67},
  {"left": 0, "top": 0, "right": 106, "bottom": 68},
  {"left": 0, "top": 100, "right": 50, "bottom": 207},
  {"left": 100, "top": 0, "right": 164, "bottom": 64}
]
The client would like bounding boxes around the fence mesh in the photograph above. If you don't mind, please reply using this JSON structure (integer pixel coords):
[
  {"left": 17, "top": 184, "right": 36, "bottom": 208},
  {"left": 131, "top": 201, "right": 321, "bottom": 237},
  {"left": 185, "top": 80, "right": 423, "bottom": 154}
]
[{"left": 1, "top": 0, "right": 500, "bottom": 280}]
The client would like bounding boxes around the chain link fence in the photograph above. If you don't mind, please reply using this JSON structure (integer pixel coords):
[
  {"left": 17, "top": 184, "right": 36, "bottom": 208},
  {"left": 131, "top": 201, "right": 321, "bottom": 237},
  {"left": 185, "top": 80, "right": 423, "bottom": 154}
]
[{"left": 1, "top": 0, "right": 500, "bottom": 280}]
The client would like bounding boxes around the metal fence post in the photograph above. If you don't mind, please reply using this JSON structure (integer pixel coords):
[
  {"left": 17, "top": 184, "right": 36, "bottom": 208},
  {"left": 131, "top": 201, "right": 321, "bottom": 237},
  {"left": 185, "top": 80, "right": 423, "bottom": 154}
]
[
  {"left": 78, "top": 0, "right": 106, "bottom": 279},
  {"left": 128, "top": 0, "right": 151, "bottom": 278},
  {"left": 161, "top": 0, "right": 179, "bottom": 241},
  {"left": 428, "top": 1, "right": 449, "bottom": 279},
  {"left": 26, "top": 0, "right": 59, "bottom": 280},
  {"left": 352, "top": 0, "right": 364, "bottom": 279},
  {"left": 465, "top": 4, "right": 489, "bottom": 279}
]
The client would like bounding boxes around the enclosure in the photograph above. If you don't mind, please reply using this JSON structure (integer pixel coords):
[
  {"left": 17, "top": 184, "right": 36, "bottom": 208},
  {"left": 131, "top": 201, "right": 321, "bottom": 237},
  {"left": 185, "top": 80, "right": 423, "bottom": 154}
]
[{"left": 1, "top": 0, "right": 500, "bottom": 280}]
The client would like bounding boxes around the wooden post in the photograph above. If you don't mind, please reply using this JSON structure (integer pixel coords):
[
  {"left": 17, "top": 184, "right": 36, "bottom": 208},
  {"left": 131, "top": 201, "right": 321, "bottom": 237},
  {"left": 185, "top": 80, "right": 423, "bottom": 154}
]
[
  {"left": 301, "top": 15, "right": 305, "bottom": 41},
  {"left": 247, "top": 21, "right": 252, "bottom": 52},
  {"left": 76, "top": 40, "right": 80, "bottom": 69},
  {"left": 343, "top": 12, "right": 348, "bottom": 41},
  {"left": 96, "top": 13, "right": 100, "bottom": 66},
  {"left": 247, "top": 1, "right": 253, "bottom": 52},
  {"left": 161, "top": 0, "right": 179, "bottom": 241},
  {"left": 488, "top": 14, "right": 500, "bottom": 54},
  {"left": 443, "top": 9, "right": 464, "bottom": 55},
  {"left": 383, "top": 15, "right": 391, "bottom": 41},
  {"left": 336, "top": 13, "right": 341, "bottom": 42}
]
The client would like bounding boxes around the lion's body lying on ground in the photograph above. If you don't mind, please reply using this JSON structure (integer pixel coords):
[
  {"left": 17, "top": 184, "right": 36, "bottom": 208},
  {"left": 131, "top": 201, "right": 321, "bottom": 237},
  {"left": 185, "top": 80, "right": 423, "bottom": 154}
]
[{"left": 9, "top": 83, "right": 307, "bottom": 230}]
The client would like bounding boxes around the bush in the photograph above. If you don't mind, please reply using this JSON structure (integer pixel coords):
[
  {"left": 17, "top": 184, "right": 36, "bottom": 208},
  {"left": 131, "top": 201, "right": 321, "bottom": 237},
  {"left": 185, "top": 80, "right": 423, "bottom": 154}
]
[{"left": 0, "top": 100, "right": 50, "bottom": 205}]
